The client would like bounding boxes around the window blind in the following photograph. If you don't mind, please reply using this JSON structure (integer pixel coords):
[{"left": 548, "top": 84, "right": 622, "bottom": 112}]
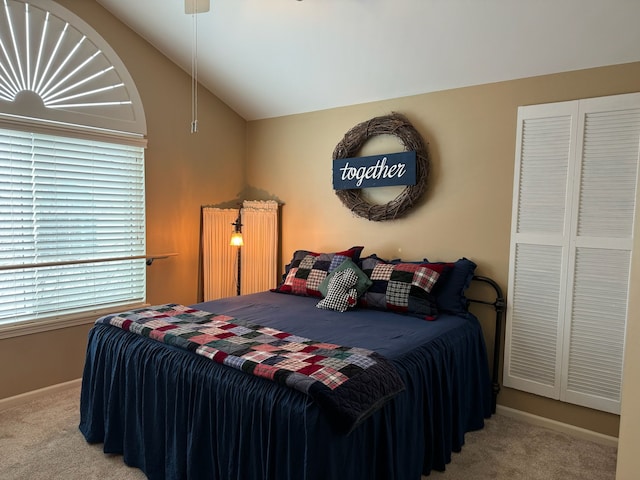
[{"left": 0, "top": 127, "right": 146, "bottom": 325}]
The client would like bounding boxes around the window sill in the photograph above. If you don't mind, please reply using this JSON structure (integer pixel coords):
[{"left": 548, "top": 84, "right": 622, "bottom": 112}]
[{"left": 0, "top": 302, "right": 148, "bottom": 340}]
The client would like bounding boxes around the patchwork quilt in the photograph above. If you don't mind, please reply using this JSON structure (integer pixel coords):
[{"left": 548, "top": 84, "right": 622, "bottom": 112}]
[{"left": 96, "top": 304, "right": 405, "bottom": 433}]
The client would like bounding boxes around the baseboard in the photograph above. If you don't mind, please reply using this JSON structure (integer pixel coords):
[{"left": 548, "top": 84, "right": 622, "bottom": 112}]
[
  {"left": 496, "top": 405, "right": 618, "bottom": 448},
  {"left": 0, "top": 378, "right": 82, "bottom": 412}
]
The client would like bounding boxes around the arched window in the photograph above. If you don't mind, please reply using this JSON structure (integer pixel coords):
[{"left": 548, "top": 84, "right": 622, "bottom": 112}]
[{"left": 0, "top": 0, "right": 148, "bottom": 336}]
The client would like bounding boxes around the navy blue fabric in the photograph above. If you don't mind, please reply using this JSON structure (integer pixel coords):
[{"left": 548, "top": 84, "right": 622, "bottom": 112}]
[
  {"left": 191, "top": 293, "right": 473, "bottom": 358},
  {"left": 431, "top": 257, "right": 477, "bottom": 314},
  {"left": 79, "top": 291, "right": 492, "bottom": 480}
]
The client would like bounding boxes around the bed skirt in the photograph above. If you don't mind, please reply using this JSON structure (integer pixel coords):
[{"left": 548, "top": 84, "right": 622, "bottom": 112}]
[{"left": 79, "top": 317, "right": 491, "bottom": 480}]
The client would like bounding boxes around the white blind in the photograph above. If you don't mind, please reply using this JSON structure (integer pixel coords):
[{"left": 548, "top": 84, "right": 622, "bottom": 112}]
[{"left": 0, "top": 127, "right": 146, "bottom": 325}]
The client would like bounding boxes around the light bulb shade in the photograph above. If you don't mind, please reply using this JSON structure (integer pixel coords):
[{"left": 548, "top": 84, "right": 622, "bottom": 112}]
[{"left": 230, "top": 231, "right": 244, "bottom": 247}]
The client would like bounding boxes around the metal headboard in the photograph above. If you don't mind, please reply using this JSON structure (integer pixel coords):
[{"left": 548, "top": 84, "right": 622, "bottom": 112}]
[{"left": 467, "top": 275, "right": 506, "bottom": 414}]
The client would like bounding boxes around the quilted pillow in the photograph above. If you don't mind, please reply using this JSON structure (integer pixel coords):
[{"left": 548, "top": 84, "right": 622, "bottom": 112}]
[
  {"left": 359, "top": 255, "right": 448, "bottom": 320},
  {"left": 316, "top": 268, "right": 359, "bottom": 312},
  {"left": 319, "top": 258, "right": 372, "bottom": 298},
  {"left": 273, "top": 246, "right": 364, "bottom": 298}
]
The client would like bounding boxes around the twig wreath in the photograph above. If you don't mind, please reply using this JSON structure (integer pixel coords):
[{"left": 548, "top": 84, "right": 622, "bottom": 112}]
[{"left": 332, "top": 112, "right": 430, "bottom": 221}]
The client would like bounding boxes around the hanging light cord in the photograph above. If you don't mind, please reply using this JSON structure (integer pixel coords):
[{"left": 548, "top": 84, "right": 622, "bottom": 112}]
[{"left": 190, "top": 0, "right": 199, "bottom": 133}]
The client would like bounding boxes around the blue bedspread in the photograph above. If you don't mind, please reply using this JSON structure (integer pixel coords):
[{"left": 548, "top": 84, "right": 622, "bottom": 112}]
[
  {"left": 94, "top": 302, "right": 405, "bottom": 433},
  {"left": 191, "top": 292, "right": 473, "bottom": 357},
  {"left": 79, "top": 291, "right": 492, "bottom": 480}
]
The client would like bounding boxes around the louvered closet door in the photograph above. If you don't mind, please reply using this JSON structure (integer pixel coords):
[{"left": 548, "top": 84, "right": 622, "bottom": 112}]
[
  {"left": 505, "top": 93, "right": 640, "bottom": 415},
  {"left": 504, "top": 101, "right": 578, "bottom": 399},
  {"left": 562, "top": 96, "right": 640, "bottom": 413}
]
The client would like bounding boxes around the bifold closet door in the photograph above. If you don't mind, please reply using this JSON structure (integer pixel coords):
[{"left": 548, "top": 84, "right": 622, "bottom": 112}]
[{"left": 504, "top": 93, "right": 640, "bottom": 414}]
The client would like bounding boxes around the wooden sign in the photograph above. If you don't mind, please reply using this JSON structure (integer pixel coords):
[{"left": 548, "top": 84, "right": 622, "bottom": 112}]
[{"left": 333, "top": 151, "right": 416, "bottom": 190}]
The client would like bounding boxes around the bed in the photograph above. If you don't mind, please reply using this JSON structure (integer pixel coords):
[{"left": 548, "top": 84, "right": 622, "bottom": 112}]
[{"left": 79, "top": 250, "right": 504, "bottom": 480}]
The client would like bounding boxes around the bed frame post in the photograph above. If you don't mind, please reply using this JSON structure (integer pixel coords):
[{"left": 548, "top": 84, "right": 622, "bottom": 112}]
[{"left": 467, "top": 275, "right": 506, "bottom": 414}]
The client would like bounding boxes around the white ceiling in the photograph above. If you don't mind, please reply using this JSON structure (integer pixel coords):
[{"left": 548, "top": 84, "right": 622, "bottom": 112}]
[{"left": 95, "top": 0, "right": 640, "bottom": 121}]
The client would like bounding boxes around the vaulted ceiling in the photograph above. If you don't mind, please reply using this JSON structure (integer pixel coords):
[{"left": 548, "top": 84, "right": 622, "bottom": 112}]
[{"left": 96, "top": 0, "right": 640, "bottom": 121}]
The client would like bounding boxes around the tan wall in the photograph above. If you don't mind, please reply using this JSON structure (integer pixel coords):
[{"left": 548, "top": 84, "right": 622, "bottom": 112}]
[
  {"left": 247, "top": 62, "right": 640, "bottom": 439},
  {"left": 616, "top": 176, "right": 640, "bottom": 478},
  {"left": 0, "top": 0, "right": 246, "bottom": 399}
]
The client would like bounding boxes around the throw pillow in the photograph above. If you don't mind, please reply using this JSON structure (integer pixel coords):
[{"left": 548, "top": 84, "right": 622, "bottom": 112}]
[
  {"left": 273, "top": 246, "right": 364, "bottom": 298},
  {"left": 359, "top": 255, "right": 448, "bottom": 320},
  {"left": 318, "top": 258, "right": 372, "bottom": 298},
  {"left": 316, "top": 268, "right": 359, "bottom": 312}
]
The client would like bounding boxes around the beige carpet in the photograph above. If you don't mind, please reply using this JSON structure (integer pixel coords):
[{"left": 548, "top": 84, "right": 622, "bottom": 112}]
[
  {"left": 430, "top": 412, "right": 617, "bottom": 480},
  {"left": 0, "top": 385, "right": 617, "bottom": 480}
]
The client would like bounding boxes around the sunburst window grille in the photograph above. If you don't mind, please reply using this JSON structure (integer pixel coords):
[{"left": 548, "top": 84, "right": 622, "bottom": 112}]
[{"left": 0, "top": 0, "right": 146, "bottom": 140}]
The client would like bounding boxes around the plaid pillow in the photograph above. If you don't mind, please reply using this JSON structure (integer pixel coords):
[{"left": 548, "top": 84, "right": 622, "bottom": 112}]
[
  {"left": 273, "top": 246, "right": 364, "bottom": 298},
  {"left": 318, "top": 258, "right": 372, "bottom": 298},
  {"left": 316, "top": 268, "right": 359, "bottom": 312},
  {"left": 359, "top": 255, "right": 448, "bottom": 320}
]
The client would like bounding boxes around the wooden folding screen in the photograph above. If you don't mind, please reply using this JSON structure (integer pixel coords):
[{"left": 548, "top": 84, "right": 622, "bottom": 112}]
[
  {"left": 202, "top": 207, "right": 238, "bottom": 301},
  {"left": 240, "top": 200, "right": 279, "bottom": 295},
  {"left": 202, "top": 201, "right": 279, "bottom": 301}
]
